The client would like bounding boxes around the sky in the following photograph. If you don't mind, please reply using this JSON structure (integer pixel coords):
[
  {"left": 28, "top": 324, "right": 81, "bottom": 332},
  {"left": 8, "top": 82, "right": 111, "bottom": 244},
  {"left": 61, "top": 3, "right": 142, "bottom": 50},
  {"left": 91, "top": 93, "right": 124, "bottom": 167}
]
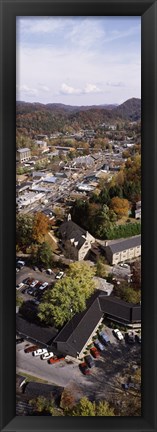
[{"left": 16, "top": 16, "right": 141, "bottom": 106}]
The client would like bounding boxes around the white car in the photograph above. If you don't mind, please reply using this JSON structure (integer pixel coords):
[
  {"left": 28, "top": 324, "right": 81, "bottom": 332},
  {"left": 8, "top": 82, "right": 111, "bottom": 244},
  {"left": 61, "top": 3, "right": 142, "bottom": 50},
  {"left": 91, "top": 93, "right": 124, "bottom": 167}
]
[
  {"left": 55, "top": 271, "right": 64, "bottom": 279},
  {"left": 16, "top": 282, "right": 24, "bottom": 290},
  {"left": 17, "top": 260, "right": 25, "bottom": 266},
  {"left": 41, "top": 351, "right": 54, "bottom": 360},
  {"left": 39, "top": 282, "right": 49, "bottom": 290},
  {"left": 113, "top": 328, "right": 124, "bottom": 341},
  {"left": 32, "top": 348, "right": 48, "bottom": 357},
  {"left": 30, "top": 279, "right": 39, "bottom": 288}
]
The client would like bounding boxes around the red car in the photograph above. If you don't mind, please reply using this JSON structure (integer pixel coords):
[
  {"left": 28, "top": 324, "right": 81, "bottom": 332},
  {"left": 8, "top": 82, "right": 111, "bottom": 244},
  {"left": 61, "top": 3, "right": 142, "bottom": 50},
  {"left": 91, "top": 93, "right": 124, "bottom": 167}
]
[
  {"left": 24, "top": 345, "right": 39, "bottom": 353},
  {"left": 90, "top": 347, "right": 100, "bottom": 358},
  {"left": 79, "top": 362, "right": 91, "bottom": 375},
  {"left": 48, "top": 356, "right": 64, "bottom": 364}
]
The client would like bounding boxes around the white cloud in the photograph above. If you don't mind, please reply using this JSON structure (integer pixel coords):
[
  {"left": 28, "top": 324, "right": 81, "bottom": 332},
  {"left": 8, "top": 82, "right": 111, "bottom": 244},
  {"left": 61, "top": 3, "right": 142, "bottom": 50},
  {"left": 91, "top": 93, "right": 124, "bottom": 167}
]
[
  {"left": 16, "top": 84, "right": 38, "bottom": 96},
  {"left": 61, "top": 83, "right": 82, "bottom": 95},
  {"left": 84, "top": 83, "right": 101, "bottom": 94},
  {"left": 106, "top": 81, "right": 125, "bottom": 88},
  {"left": 39, "top": 85, "right": 50, "bottom": 92}
]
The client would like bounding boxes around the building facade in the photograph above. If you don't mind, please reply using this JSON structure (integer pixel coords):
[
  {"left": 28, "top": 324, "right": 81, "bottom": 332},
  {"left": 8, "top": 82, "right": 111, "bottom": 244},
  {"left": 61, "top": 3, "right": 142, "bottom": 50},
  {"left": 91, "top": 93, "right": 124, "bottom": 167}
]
[
  {"left": 16, "top": 148, "right": 31, "bottom": 163},
  {"left": 105, "top": 235, "right": 141, "bottom": 265}
]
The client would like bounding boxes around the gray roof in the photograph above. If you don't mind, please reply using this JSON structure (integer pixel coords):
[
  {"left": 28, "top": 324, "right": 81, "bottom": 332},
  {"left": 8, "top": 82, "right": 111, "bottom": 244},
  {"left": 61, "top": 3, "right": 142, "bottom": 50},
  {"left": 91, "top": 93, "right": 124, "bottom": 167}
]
[
  {"left": 54, "top": 291, "right": 141, "bottom": 357},
  {"left": 107, "top": 235, "right": 141, "bottom": 254},
  {"left": 59, "top": 220, "right": 88, "bottom": 250},
  {"left": 54, "top": 291, "right": 103, "bottom": 356},
  {"left": 16, "top": 315, "right": 57, "bottom": 346},
  {"left": 17, "top": 148, "right": 30, "bottom": 153}
]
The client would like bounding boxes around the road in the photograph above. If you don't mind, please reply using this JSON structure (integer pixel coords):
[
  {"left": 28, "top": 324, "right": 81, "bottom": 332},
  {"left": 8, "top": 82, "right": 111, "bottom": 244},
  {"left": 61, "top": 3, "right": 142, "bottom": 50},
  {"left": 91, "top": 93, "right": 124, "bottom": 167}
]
[{"left": 16, "top": 343, "right": 88, "bottom": 387}]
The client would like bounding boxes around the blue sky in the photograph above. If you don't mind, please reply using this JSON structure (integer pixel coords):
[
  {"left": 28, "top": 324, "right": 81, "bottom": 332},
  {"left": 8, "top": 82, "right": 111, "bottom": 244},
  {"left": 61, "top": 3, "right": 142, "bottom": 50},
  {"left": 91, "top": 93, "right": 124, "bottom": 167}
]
[{"left": 16, "top": 16, "right": 141, "bottom": 105}]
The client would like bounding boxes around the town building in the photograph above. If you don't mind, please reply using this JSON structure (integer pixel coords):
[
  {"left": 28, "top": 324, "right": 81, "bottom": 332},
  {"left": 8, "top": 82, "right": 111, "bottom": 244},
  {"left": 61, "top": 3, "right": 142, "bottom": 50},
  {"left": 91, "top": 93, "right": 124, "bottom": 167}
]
[
  {"left": 135, "top": 201, "right": 141, "bottom": 219},
  {"left": 54, "top": 291, "right": 141, "bottom": 358},
  {"left": 16, "top": 290, "right": 141, "bottom": 359},
  {"left": 105, "top": 235, "right": 141, "bottom": 265},
  {"left": 59, "top": 215, "right": 95, "bottom": 261},
  {"left": 16, "top": 148, "right": 31, "bottom": 163}
]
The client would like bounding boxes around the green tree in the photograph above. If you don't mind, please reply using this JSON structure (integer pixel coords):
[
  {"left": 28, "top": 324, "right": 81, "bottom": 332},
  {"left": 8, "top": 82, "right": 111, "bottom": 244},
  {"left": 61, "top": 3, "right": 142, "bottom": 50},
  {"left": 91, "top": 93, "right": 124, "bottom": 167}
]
[
  {"left": 30, "top": 396, "right": 63, "bottom": 416},
  {"left": 16, "top": 292, "right": 24, "bottom": 307},
  {"left": 38, "top": 262, "right": 96, "bottom": 327},
  {"left": 96, "top": 257, "right": 108, "bottom": 278},
  {"left": 16, "top": 214, "right": 33, "bottom": 251},
  {"left": 67, "top": 397, "right": 115, "bottom": 416},
  {"left": 114, "top": 282, "right": 141, "bottom": 304},
  {"left": 36, "top": 241, "right": 53, "bottom": 268}
]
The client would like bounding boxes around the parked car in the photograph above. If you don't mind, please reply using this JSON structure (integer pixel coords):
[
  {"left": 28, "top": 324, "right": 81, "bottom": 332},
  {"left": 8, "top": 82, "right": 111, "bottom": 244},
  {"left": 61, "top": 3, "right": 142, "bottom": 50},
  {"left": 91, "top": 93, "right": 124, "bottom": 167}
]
[
  {"left": 135, "top": 333, "right": 141, "bottom": 343},
  {"left": 23, "top": 277, "right": 31, "bottom": 285},
  {"left": 90, "top": 347, "right": 100, "bottom": 358},
  {"left": 32, "top": 348, "right": 48, "bottom": 357},
  {"left": 16, "top": 338, "right": 24, "bottom": 344},
  {"left": 41, "top": 351, "right": 54, "bottom": 360},
  {"left": 39, "top": 282, "right": 49, "bottom": 291},
  {"left": 17, "top": 260, "right": 25, "bottom": 266},
  {"left": 94, "top": 339, "right": 105, "bottom": 352},
  {"left": 126, "top": 331, "right": 135, "bottom": 344},
  {"left": 24, "top": 345, "right": 39, "bottom": 353},
  {"left": 84, "top": 355, "right": 95, "bottom": 368},
  {"left": 32, "top": 266, "right": 38, "bottom": 271},
  {"left": 122, "top": 383, "right": 129, "bottom": 390},
  {"left": 55, "top": 271, "right": 64, "bottom": 279},
  {"left": 113, "top": 328, "right": 124, "bottom": 341},
  {"left": 47, "top": 269, "right": 53, "bottom": 275},
  {"left": 79, "top": 362, "right": 91, "bottom": 375},
  {"left": 30, "top": 280, "right": 39, "bottom": 288},
  {"left": 48, "top": 356, "right": 65, "bottom": 364},
  {"left": 16, "top": 268, "right": 20, "bottom": 273},
  {"left": 99, "top": 331, "right": 110, "bottom": 345},
  {"left": 16, "top": 282, "right": 24, "bottom": 290}
]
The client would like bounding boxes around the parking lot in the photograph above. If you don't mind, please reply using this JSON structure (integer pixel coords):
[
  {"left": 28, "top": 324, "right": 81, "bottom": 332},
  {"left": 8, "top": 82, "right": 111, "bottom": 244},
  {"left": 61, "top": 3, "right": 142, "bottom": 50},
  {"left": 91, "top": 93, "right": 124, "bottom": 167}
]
[{"left": 16, "top": 323, "right": 141, "bottom": 405}]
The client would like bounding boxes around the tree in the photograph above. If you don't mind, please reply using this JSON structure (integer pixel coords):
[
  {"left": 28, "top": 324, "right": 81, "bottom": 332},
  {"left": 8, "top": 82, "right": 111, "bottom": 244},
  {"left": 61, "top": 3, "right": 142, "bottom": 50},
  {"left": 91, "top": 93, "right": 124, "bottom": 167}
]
[
  {"left": 16, "top": 214, "right": 33, "bottom": 251},
  {"left": 110, "top": 197, "right": 130, "bottom": 218},
  {"left": 67, "top": 397, "right": 115, "bottom": 416},
  {"left": 96, "top": 257, "right": 108, "bottom": 278},
  {"left": 30, "top": 396, "right": 62, "bottom": 416},
  {"left": 32, "top": 212, "right": 50, "bottom": 243},
  {"left": 36, "top": 241, "right": 53, "bottom": 268},
  {"left": 96, "top": 401, "right": 115, "bottom": 416},
  {"left": 16, "top": 292, "right": 24, "bottom": 307},
  {"left": 38, "top": 262, "right": 96, "bottom": 327},
  {"left": 131, "top": 260, "right": 141, "bottom": 290},
  {"left": 114, "top": 282, "right": 141, "bottom": 304}
]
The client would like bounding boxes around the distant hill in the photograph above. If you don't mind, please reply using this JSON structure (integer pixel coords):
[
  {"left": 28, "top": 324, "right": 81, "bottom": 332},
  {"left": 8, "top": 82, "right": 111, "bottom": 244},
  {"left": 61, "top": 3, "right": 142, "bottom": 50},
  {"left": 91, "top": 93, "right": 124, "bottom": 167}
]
[
  {"left": 113, "top": 98, "right": 141, "bottom": 121},
  {"left": 16, "top": 98, "right": 141, "bottom": 136}
]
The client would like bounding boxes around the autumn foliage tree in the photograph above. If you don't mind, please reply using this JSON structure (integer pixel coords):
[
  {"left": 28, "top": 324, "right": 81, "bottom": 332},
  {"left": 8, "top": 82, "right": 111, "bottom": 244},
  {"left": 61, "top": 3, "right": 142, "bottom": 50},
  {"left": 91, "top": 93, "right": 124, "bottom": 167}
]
[
  {"left": 32, "top": 212, "right": 50, "bottom": 243},
  {"left": 110, "top": 197, "right": 130, "bottom": 218}
]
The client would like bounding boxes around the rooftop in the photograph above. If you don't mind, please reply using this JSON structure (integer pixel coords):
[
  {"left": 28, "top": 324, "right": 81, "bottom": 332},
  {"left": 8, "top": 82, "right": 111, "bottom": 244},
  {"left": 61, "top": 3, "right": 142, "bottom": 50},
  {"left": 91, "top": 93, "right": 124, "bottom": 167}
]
[
  {"left": 17, "top": 148, "right": 30, "bottom": 153},
  {"left": 107, "top": 235, "right": 141, "bottom": 254}
]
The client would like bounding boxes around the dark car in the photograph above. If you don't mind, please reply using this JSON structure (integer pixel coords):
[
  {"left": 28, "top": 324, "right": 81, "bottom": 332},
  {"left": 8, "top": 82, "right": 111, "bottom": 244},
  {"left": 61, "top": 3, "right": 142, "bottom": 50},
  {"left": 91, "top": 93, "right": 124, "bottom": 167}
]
[
  {"left": 122, "top": 383, "right": 129, "bottom": 390},
  {"left": 16, "top": 338, "right": 24, "bottom": 344},
  {"left": 99, "top": 331, "right": 110, "bottom": 345},
  {"left": 94, "top": 339, "right": 105, "bottom": 351},
  {"left": 84, "top": 355, "right": 95, "bottom": 368},
  {"left": 79, "top": 362, "right": 91, "bottom": 375}
]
